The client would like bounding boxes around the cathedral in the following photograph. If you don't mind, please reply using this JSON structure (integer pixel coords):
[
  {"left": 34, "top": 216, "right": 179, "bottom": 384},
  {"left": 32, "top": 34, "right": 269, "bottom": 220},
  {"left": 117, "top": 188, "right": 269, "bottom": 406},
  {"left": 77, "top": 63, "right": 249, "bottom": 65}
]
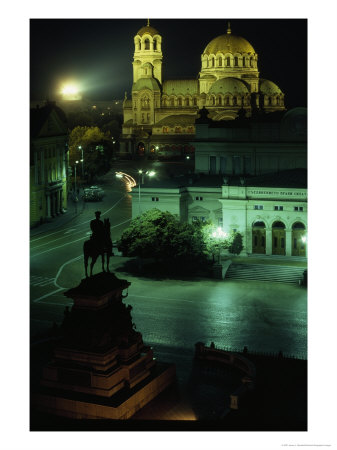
[{"left": 121, "top": 20, "right": 286, "bottom": 158}]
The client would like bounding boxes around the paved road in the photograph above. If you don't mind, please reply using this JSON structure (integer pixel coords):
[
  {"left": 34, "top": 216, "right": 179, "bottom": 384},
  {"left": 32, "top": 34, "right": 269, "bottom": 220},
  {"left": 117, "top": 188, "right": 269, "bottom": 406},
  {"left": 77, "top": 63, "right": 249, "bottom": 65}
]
[{"left": 30, "top": 162, "right": 307, "bottom": 387}]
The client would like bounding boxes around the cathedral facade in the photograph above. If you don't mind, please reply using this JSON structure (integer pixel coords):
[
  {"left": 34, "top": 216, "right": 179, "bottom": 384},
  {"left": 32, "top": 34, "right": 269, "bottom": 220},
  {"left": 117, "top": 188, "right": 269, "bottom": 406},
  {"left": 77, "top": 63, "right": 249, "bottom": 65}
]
[{"left": 121, "top": 20, "right": 285, "bottom": 158}]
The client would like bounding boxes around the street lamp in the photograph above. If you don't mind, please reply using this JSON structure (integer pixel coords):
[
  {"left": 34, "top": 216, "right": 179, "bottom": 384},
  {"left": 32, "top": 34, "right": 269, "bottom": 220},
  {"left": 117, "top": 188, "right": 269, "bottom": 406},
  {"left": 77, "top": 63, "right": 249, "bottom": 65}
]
[
  {"left": 74, "top": 160, "right": 79, "bottom": 200},
  {"left": 211, "top": 227, "right": 228, "bottom": 263},
  {"left": 78, "top": 145, "right": 84, "bottom": 178},
  {"left": 138, "top": 169, "right": 156, "bottom": 215}
]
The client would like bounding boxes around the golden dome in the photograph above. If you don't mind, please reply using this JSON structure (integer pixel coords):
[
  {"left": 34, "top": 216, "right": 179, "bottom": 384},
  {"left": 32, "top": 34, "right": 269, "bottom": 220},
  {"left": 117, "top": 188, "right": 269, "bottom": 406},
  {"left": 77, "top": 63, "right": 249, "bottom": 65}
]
[
  {"left": 204, "top": 33, "right": 255, "bottom": 55},
  {"left": 137, "top": 24, "right": 159, "bottom": 37}
]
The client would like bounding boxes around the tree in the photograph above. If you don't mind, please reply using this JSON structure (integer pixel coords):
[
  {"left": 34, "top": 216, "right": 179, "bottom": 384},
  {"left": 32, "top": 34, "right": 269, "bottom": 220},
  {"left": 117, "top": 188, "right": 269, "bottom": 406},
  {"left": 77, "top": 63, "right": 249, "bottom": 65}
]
[
  {"left": 228, "top": 232, "right": 244, "bottom": 255},
  {"left": 118, "top": 209, "right": 207, "bottom": 272},
  {"left": 200, "top": 223, "right": 230, "bottom": 262},
  {"left": 68, "top": 126, "right": 113, "bottom": 182}
]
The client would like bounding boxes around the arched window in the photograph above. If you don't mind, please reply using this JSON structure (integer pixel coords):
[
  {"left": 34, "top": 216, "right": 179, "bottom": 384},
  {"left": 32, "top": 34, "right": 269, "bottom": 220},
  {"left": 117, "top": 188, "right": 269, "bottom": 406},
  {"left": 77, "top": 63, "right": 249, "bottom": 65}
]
[
  {"left": 193, "top": 97, "right": 197, "bottom": 106},
  {"left": 163, "top": 126, "right": 169, "bottom": 133},
  {"left": 226, "top": 56, "right": 231, "bottom": 66},
  {"left": 211, "top": 96, "right": 215, "bottom": 105},
  {"left": 276, "top": 96, "right": 280, "bottom": 105},
  {"left": 153, "top": 39, "right": 157, "bottom": 50},
  {"left": 162, "top": 98, "right": 167, "bottom": 107},
  {"left": 234, "top": 56, "right": 238, "bottom": 66},
  {"left": 225, "top": 96, "right": 230, "bottom": 106},
  {"left": 175, "top": 127, "right": 181, "bottom": 133},
  {"left": 178, "top": 97, "right": 182, "bottom": 106},
  {"left": 269, "top": 97, "right": 272, "bottom": 106},
  {"left": 170, "top": 98, "right": 175, "bottom": 107},
  {"left": 217, "top": 96, "right": 222, "bottom": 105},
  {"left": 185, "top": 98, "right": 190, "bottom": 106},
  {"left": 250, "top": 57, "right": 254, "bottom": 67},
  {"left": 243, "top": 56, "right": 246, "bottom": 67},
  {"left": 144, "top": 39, "right": 150, "bottom": 50},
  {"left": 218, "top": 56, "right": 222, "bottom": 66},
  {"left": 233, "top": 96, "right": 237, "bottom": 106}
]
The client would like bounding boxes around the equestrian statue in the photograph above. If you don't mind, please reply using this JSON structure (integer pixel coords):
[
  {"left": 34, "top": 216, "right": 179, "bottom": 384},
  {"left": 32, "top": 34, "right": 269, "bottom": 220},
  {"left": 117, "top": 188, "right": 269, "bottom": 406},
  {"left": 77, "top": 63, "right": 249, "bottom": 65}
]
[{"left": 83, "top": 211, "right": 113, "bottom": 277}]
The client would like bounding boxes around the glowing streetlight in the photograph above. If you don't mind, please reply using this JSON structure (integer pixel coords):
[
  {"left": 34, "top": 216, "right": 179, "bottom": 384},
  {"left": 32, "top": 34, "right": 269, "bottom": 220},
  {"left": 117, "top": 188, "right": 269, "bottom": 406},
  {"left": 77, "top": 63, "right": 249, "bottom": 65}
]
[
  {"left": 78, "top": 145, "right": 84, "bottom": 177},
  {"left": 60, "top": 82, "right": 81, "bottom": 100},
  {"left": 138, "top": 170, "right": 156, "bottom": 214},
  {"left": 211, "top": 227, "right": 228, "bottom": 263},
  {"left": 74, "top": 160, "right": 79, "bottom": 201}
]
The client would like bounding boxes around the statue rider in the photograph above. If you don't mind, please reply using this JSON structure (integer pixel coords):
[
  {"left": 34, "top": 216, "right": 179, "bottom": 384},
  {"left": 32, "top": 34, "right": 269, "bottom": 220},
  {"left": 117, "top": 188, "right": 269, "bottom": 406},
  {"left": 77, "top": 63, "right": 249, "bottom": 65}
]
[{"left": 90, "top": 211, "right": 105, "bottom": 252}]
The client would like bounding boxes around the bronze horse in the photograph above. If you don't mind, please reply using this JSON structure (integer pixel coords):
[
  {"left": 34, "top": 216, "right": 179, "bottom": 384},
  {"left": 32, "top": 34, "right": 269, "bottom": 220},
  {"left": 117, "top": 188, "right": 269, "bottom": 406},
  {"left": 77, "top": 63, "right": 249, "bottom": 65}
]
[{"left": 83, "top": 218, "right": 113, "bottom": 277}]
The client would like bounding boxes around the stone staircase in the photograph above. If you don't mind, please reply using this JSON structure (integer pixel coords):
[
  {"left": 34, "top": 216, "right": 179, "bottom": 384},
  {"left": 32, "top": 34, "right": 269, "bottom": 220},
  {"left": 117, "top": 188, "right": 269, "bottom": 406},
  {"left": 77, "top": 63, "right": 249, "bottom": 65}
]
[{"left": 225, "top": 263, "right": 306, "bottom": 284}]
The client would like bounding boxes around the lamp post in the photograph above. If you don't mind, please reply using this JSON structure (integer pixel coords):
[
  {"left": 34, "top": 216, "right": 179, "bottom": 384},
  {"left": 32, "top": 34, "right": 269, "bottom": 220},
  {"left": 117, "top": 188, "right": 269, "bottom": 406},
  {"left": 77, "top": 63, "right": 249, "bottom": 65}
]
[
  {"left": 74, "top": 160, "right": 79, "bottom": 201},
  {"left": 78, "top": 145, "right": 84, "bottom": 178},
  {"left": 138, "top": 170, "right": 156, "bottom": 215},
  {"left": 211, "top": 227, "right": 228, "bottom": 263}
]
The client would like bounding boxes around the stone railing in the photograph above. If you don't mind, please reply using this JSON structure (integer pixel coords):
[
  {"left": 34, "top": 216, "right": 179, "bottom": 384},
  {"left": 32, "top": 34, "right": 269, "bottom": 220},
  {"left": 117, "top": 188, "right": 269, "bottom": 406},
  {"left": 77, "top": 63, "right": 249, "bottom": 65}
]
[{"left": 195, "top": 342, "right": 256, "bottom": 410}]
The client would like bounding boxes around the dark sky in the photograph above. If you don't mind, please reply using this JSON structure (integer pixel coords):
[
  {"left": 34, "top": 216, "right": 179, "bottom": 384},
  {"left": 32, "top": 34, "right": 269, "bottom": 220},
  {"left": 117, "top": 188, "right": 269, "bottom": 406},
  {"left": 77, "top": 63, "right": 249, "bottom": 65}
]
[{"left": 30, "top": 18, "right": 307, "bottom": 109}]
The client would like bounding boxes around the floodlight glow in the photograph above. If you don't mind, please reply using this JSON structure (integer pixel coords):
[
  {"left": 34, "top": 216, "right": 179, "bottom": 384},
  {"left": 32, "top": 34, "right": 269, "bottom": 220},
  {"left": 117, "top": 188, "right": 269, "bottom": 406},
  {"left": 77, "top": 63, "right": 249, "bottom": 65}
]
[
  {"left": 301, "top": 235, "right": 307, "bottom": 243},
  {"left": 148, "top": 171, "right": 155, "bottom": 177},
  {"left": 61, "top": 84, "right": 79, "bottom": 95}
]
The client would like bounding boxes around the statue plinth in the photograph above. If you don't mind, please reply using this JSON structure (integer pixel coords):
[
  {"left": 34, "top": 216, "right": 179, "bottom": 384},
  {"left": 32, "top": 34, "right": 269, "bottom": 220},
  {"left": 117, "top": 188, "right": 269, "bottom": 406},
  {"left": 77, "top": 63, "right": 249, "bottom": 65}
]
[{"left": 32, "top": 272, "right": 176, "bottom": 420}]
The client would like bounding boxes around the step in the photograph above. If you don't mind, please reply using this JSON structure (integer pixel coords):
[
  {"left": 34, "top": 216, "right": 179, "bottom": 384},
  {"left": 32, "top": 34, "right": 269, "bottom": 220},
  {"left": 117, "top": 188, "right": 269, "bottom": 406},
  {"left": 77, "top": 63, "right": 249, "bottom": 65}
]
[{"left": 225, "top": 264, "right": 305, "bottom": 284}]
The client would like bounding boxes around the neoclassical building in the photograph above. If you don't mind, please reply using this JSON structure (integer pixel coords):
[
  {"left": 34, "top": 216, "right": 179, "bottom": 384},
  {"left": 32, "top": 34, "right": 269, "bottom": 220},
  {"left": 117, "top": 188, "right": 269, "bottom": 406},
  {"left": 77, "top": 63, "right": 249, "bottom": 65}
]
[
  {"left": 130, "top": 109, "right": 307, "bottom": 257},
  {"left": 30, "top": 102, "right": 69, "bottom": 227},
  {"left": 121, "top": 20, "right": 285, "bottom": 158}
]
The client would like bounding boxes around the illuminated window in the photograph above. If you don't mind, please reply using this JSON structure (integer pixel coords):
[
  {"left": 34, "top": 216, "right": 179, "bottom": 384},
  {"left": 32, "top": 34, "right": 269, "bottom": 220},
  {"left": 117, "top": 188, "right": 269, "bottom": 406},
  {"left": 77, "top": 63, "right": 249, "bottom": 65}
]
[{"left": 163, "top": 127, "right": 169, "bottom": 133}]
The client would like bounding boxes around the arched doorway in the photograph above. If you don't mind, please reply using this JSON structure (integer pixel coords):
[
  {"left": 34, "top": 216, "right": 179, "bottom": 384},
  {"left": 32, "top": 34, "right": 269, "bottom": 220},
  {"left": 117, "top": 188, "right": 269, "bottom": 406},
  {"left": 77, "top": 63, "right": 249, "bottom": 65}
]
[
  {"left": 272, "top": 221, "right": 286, "bottom": 255},
  {"left": 292, "top": 222, "right": 306, "bottom": 256},
  {"left": 252, "top": 221, "right": 266, "bottom": 254},
  {"left": 137, "top": 142, "right": 145, "bottom": 156}
]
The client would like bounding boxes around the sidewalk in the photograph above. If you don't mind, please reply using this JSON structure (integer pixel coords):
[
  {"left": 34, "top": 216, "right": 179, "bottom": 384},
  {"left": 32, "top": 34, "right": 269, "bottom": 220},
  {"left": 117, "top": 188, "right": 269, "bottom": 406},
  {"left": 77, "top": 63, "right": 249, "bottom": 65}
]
[{"left": 30, "top": 197, "right": 85, "bottom": 237}]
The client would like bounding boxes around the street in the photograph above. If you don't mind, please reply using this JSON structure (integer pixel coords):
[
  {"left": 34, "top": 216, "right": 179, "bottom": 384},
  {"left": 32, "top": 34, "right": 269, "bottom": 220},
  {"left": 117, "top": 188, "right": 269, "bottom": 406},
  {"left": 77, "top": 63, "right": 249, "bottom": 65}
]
[{"left": 30, "top": 161, "right": 307, "bottom": 387}]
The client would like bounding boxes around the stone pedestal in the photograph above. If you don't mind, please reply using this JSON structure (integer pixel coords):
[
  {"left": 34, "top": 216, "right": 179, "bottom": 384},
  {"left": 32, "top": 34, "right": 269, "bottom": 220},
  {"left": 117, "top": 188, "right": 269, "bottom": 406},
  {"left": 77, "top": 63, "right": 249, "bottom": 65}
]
[{"left": 32, "top": 272, "right": 176, "bottom": 420}]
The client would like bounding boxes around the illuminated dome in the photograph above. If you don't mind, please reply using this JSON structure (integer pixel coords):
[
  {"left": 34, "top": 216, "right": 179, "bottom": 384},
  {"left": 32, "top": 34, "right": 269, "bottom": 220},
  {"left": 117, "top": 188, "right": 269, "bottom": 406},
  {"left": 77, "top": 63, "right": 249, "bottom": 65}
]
[
  {"left": 137, "top": 24, "right": 159, "bottom": 37},
  {"left": 209, "top": 77, "right": 248, "bottom": 94},
  {"left": 203, "top": 25, "right": 255, "bottom": 55},
  {"left": 260, "top": 79, "right": 283, "bottom": 95}
]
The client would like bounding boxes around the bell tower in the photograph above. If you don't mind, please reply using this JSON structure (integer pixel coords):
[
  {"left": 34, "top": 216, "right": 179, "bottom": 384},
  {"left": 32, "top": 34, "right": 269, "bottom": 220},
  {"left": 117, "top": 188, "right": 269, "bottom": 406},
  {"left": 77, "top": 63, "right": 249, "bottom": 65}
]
[{"left": 133, "top": 20, "right": 163, "bottom": 85}]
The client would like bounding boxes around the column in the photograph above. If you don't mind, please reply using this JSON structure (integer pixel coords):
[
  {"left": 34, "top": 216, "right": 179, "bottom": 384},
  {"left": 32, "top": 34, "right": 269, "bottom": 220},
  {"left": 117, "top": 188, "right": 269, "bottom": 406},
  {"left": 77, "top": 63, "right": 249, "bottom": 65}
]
[
  {"left": 46, "top": 193, "right": 52, "bottom": 219},
  {"left": 285, "top": 229, "right": 292, "bottom": 257},
  {"left": 265, "top": 228, "right": 272, "bottom": 255}
]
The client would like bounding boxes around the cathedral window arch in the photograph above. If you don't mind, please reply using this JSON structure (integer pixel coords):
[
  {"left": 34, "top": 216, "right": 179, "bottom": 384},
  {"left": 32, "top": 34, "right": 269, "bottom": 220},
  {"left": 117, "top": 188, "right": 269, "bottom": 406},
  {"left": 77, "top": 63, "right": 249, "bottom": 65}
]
[
  {"left": 217, "top": 96, "right": 222, "bottom": 106},
  {"left": 243, "top": 56, "right": 246, "bottom": 67},
  {"left": 170, "top": 97, "right": 175, "bottom": 107},
  {"left": 185, "top": 97, "right": 190, "bottom": 106},
  {"left": 193, "top": 97, "right": 198, "bottom": 106},
  {"left": 211, "top": 96, "right": 215, "bottom": 106},
  {"left": 144, "top": 38, "right": 150, "bottom": 50},
  {"left": 226, "top": 56, "right": 231, "bottom": 67},
  {"left": 163, "top": 126, "right": 169, "bottom": 133},
  {"left": 178, "top": 97, "right": 182, "bottom": 106},
  {"left": 218, "top": 56, "right": 222, "bottom": 66},
  {"left": 141, "top": 95, "right": 150, "bottom": 109},
  {"left": 162, "top": 97, "right": 167, "bottom": 107},
  {"left": 276, "top": 96, "right": 280, "bottom": 105},
  {"left": 250, "top": 57, "right": 254, "bottom": 67},
  {"left": 234, "top": 56, "right": 239, "bottom": 66},
  {"left": 153, "top": 38, "right": 157, "bottom": 50},
  {"left": 175, "top": 126, "right": 181, "bottom": 133},
  {"left": 233, "top": 96, "right": 237, "bottom": 106},
  {"left": 225, "top": 96, "right": 230, "bottom": 106}
]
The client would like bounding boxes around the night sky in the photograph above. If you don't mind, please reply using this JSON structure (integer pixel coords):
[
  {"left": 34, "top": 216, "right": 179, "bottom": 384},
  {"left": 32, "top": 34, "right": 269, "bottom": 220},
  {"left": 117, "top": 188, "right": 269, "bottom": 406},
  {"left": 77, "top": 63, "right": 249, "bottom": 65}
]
[{"left": 30, "top": 18, "right": 307, "bottom": 109}]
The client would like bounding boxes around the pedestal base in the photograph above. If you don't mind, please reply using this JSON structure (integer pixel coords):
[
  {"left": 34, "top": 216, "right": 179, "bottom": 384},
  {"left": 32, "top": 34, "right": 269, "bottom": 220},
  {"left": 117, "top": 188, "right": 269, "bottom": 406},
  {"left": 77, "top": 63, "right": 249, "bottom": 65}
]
[{"left": 33, "top": 363, "right": 175, "bottom": 420}]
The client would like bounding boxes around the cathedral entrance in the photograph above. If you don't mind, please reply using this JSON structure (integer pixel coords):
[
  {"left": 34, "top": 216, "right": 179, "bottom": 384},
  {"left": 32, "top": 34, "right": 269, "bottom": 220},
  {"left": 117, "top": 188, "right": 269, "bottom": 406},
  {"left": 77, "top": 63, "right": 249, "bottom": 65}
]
[
  {"left": 252, "top": 221, "right": 266, "bottom": 254},
  {"left": 136, "top": 142, "right": 145, "bottom": 156},
  {"left": 272, "top": 221, "right": 286, "bottom": 255},
  {"left": 292, "top": 222, "right": 306, "bottom": 257}
]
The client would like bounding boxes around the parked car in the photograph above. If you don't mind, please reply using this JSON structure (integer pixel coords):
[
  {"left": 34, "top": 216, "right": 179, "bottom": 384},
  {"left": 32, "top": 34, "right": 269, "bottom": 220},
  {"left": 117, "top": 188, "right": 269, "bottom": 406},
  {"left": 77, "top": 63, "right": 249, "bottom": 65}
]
[{"left": 82, "top": 186, "right": 105, "bottom": 202}]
